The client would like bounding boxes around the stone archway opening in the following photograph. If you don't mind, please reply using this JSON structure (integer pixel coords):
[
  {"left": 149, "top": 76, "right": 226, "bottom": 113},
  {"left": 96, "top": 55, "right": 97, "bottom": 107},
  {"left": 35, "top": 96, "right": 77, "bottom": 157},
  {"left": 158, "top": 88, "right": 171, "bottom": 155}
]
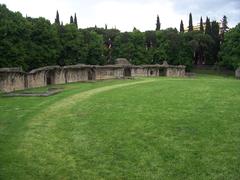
[
  {"left": 159, "top": 67, "right": 166, "bottom": 76},
  {"left": 124, "top": 68, "right": 131, "bottom": 77},
  {"left": 46, "top": 70, "right": 55, "bottom": 85}
]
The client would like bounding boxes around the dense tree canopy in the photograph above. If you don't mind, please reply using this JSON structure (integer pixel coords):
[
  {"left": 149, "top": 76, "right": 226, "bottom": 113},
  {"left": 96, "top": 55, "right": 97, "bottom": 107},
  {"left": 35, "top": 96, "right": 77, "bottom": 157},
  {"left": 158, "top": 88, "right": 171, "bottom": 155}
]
[
  {"left": 219, "top": 23, "right": 240, "bottom": 70},
  {"left": 0, "top": 4, "right": 239, "bottom": 71}
]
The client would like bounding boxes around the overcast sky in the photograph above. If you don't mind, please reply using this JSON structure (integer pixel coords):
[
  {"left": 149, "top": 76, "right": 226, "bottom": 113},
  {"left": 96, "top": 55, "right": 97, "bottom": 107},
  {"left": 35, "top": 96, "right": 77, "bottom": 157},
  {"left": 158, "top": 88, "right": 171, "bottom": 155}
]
[{"left": 1, "top": 0, "right": 240, "bottom": 32}]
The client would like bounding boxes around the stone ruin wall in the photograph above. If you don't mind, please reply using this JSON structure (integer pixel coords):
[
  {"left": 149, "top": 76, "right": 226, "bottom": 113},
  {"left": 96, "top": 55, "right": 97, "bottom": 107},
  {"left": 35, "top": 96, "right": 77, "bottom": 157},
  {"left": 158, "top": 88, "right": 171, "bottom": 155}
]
[
  {"left": 27, "top": 71, "right": 46, "bottom": 88},
  {"left": 131, "top": 66, "right": 185, "bottom": 77},
  {"left": 95, "top": 67, "right": 124, "bottom": 80},
  {"left": 131, "top": 68, "right": 147, "bottom": 77},
  {"left": 65, "top": 68, "right": 88, "bottom": 83},
  {"left": 0, "top": 63, "right": 186, "bottom": 93},
  {"left": 54, "top": 68, "right": 66, "bottom": 84},
  {"left": 147, "top": 68, "right": 160, "bottom": 76},
  {"left": 166, "top": 67, "right": 186, "bottom": 77},
  {"left": 236, "top": 68, "right": 240, "bottom": 79},
  {"left": 131, "top": 68, "right": 159, "bottom": 77},
  {"left": 0, "top": 71, "right": 26, "bottom": 92}
]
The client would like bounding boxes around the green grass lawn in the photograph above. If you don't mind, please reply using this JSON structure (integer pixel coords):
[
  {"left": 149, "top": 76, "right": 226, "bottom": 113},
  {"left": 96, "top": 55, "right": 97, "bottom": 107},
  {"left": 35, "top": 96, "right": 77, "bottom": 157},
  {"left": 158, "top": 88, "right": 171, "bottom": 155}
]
[{"left": 0, "top": 75, "right": 240, "bottom": 179}]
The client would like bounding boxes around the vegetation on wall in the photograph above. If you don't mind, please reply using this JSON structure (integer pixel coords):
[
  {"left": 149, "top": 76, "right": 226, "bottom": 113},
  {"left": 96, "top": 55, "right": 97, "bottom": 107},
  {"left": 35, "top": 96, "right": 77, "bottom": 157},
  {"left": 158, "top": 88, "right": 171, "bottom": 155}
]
[{"left": 0, "top": 4, "right": 239, "bottom": 71}]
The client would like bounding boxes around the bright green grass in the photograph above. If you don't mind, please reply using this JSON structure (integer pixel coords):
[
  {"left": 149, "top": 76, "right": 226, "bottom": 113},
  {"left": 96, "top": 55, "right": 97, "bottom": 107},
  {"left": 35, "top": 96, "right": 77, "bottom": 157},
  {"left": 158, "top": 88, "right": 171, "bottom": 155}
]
[{"left": 0, "top": 76, "right": 240, "bottom": 179}]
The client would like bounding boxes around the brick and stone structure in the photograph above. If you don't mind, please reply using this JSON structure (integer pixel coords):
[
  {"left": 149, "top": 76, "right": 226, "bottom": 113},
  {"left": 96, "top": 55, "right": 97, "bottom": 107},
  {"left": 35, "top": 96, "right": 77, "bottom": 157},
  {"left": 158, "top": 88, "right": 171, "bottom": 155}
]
[{"left": 0, "top": 59, "right": 186, "bottom": 92}]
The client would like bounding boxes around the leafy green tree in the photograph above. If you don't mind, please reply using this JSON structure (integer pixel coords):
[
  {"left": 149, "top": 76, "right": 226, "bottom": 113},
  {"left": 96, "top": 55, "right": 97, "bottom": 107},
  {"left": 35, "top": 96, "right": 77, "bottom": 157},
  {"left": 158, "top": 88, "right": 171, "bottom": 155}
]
[
  {"left": 219, "top": 23, "right": 240, "bottom": 70},
  {"left": 145, "top": 31, "right": 156, "bottom": 48},
  {"left": 60, "top": 24, "right": 85, "bottom": 65},
  {"left": 0, "top": 4, "right": 30, "bottom": 70},
  {"left": 178, "top": 33, "right": 193, "bottom": 70},
  {"left": 26, "top": 17, "right": 61, "bottom": 70},
  {"left": 190, "top": 32, "right": 214, "bottom": 65},
  {"left": 85, "top": 31, "right": 104, "bottom": 65},
  {"left": 188, "top": 13, "right": 193, "bottom": 32},
  {"left": 112, "top": 32, "right": 134, "bottom": 62},
  {"left": 0, "top": 4, "right": 234, "bottom": 72}
]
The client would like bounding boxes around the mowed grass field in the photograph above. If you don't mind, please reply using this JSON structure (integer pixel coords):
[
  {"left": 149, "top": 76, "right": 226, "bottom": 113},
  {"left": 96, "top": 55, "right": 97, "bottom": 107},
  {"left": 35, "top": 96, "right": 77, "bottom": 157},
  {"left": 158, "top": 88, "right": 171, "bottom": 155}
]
[{"left": 0, "top": 75, "right": 240, "bottom": 179}]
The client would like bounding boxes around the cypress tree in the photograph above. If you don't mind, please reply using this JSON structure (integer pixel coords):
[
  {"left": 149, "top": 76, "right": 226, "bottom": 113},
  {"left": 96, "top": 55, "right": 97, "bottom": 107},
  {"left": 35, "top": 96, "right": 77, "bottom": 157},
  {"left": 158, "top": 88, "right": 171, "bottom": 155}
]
[
  {"left": 188, "top": 13, "right": 193, "bottom": 32},
  {"left": 222, "top": 15, "right": 229, "bottom": 33},
  {"left": 205, "top": 17, "right": 211, "bottom": 35},
  {"left": 70, "top": 16, "right": 74, "bottom": 24},
  {"left": 156, "top": 15, "right": 161, "bottom": 31},
  {"left": 211, "top": 21, "right": 220, "bottom": 37},
  {"left": 74, "top": 13, "right": 78, "bottom": 28},
  {"left": 55, "top": 10, "right": 60, "bottom": 25},
  {"left": 200, "top": 16, "right": 204, "bottom": 32},
  {"left": 180, "top": 20, "right": 184, "bottom": 33}
]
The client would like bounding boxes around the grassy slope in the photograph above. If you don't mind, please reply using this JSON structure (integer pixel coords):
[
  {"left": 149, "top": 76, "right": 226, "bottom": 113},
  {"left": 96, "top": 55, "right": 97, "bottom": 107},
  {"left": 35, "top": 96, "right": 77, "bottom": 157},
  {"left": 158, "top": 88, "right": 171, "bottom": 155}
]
[{"left": 0, "top": 76, "right": 240, "bottom": 179}]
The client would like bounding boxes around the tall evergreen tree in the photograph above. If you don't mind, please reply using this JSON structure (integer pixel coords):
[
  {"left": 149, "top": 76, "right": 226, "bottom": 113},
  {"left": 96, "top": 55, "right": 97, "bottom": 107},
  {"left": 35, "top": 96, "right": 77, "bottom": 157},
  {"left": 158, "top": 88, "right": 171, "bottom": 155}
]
[
  {"left": 222, "top": 15, "right": 229, "bottom": 33},
  {"left": 156, "top": 15, "right": 161, "bottom": 31},
  {"left": 74, "top": 13, "right": 78, "bottom": 28},
  {"left": 70, "top": 16, "right": 74, "bottom": 24},
  {"left": 200, "top": 16, "right": 204, "bottom": 33},
  {"left": 188, "top": 13, "right": 193, "bottom": 32},
  {"left": 54, "top": 10, "right": 60, "bottom": 25},
  {"left": 205, "top": 17, "right": 211, "bottom": 35},
  {"left": 211, "top": 21, "right": 220, "bottom": 38},
  {"left": 180, "top": 20, "right": 184, "bottom": 33},
  {"left": 211, "top": 21, "right": 220, "bottom": 63}
]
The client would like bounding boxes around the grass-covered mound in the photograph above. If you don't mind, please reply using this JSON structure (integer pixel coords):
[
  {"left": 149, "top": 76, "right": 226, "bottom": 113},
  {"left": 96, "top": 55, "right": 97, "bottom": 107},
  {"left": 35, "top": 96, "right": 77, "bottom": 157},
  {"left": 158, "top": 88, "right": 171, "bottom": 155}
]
[{"left": 0, "top": 76, "right": 240, "bottom": 179}]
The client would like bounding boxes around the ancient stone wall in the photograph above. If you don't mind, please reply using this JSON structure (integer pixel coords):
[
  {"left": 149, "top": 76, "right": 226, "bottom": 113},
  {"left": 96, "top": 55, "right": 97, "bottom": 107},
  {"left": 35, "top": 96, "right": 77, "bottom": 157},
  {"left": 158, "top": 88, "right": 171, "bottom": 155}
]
[
  {"left": 54, "top": 68, "right": 66, "bottom": 84},
  {"left": 131, "top": 67, "right": 148, "bottom": 77},
  {"left": 114, "top": 68, "right": 124, "bottom": 79},
  {"left": 65, "top": 68, "right": 89, "bottom": 83},
  {"left": 95, "top": 66, "right": 124, "bottom": 80},
  {"left": 166, "top": 67, "right": 185, "bottom": 77},
  {"left": 27, "top": 71, "right": 46, "bottom": 88},
  {"left": 0, "top": 71, "right": 26, "bottom": 92},
  {"left": 0, "top": 62, "right": 186, "bottom": 92},
  {"left": 147, "top": 68, "right": 159, "bottom": 76},
  {"left": 131, "top": 67, "right": 161, "bottom": 77}
]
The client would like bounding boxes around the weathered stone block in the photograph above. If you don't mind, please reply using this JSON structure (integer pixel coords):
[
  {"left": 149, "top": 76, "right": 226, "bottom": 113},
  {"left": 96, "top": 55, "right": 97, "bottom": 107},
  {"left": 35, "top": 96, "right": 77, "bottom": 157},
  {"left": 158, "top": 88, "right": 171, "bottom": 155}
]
[{"left": 236, "top": 68, "right": 240, "bottom": 79}]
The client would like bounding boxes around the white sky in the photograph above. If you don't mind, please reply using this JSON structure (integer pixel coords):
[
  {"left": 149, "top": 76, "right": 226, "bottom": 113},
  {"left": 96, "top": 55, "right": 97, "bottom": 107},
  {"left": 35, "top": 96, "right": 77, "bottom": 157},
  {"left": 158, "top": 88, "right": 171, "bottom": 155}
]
[{"left": 1, "top": 0, "right": 240, "bottom": 32}]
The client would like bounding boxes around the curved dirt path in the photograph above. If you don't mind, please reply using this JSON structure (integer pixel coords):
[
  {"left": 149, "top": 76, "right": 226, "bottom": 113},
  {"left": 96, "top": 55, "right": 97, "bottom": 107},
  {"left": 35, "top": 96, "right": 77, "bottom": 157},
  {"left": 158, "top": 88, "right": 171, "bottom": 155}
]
[
  {"left": 24, "top": 79, "right": 157, "bottom": 132},
  {"left": 17, "top": 78, "right": 157, "bottom": 176},
  {"left": 49, "top": 78, "right": 156, "bottom": 113}
]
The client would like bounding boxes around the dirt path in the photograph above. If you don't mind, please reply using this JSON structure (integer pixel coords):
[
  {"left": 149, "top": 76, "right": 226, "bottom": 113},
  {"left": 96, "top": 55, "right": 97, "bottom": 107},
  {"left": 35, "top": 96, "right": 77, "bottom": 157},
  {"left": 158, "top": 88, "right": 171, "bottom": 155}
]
[
  {"left": 20, "top": 79, "right": 156, "bottom": 148},
  {"left": 45, "top": 78, "right": 157, "bottom": 114}
]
